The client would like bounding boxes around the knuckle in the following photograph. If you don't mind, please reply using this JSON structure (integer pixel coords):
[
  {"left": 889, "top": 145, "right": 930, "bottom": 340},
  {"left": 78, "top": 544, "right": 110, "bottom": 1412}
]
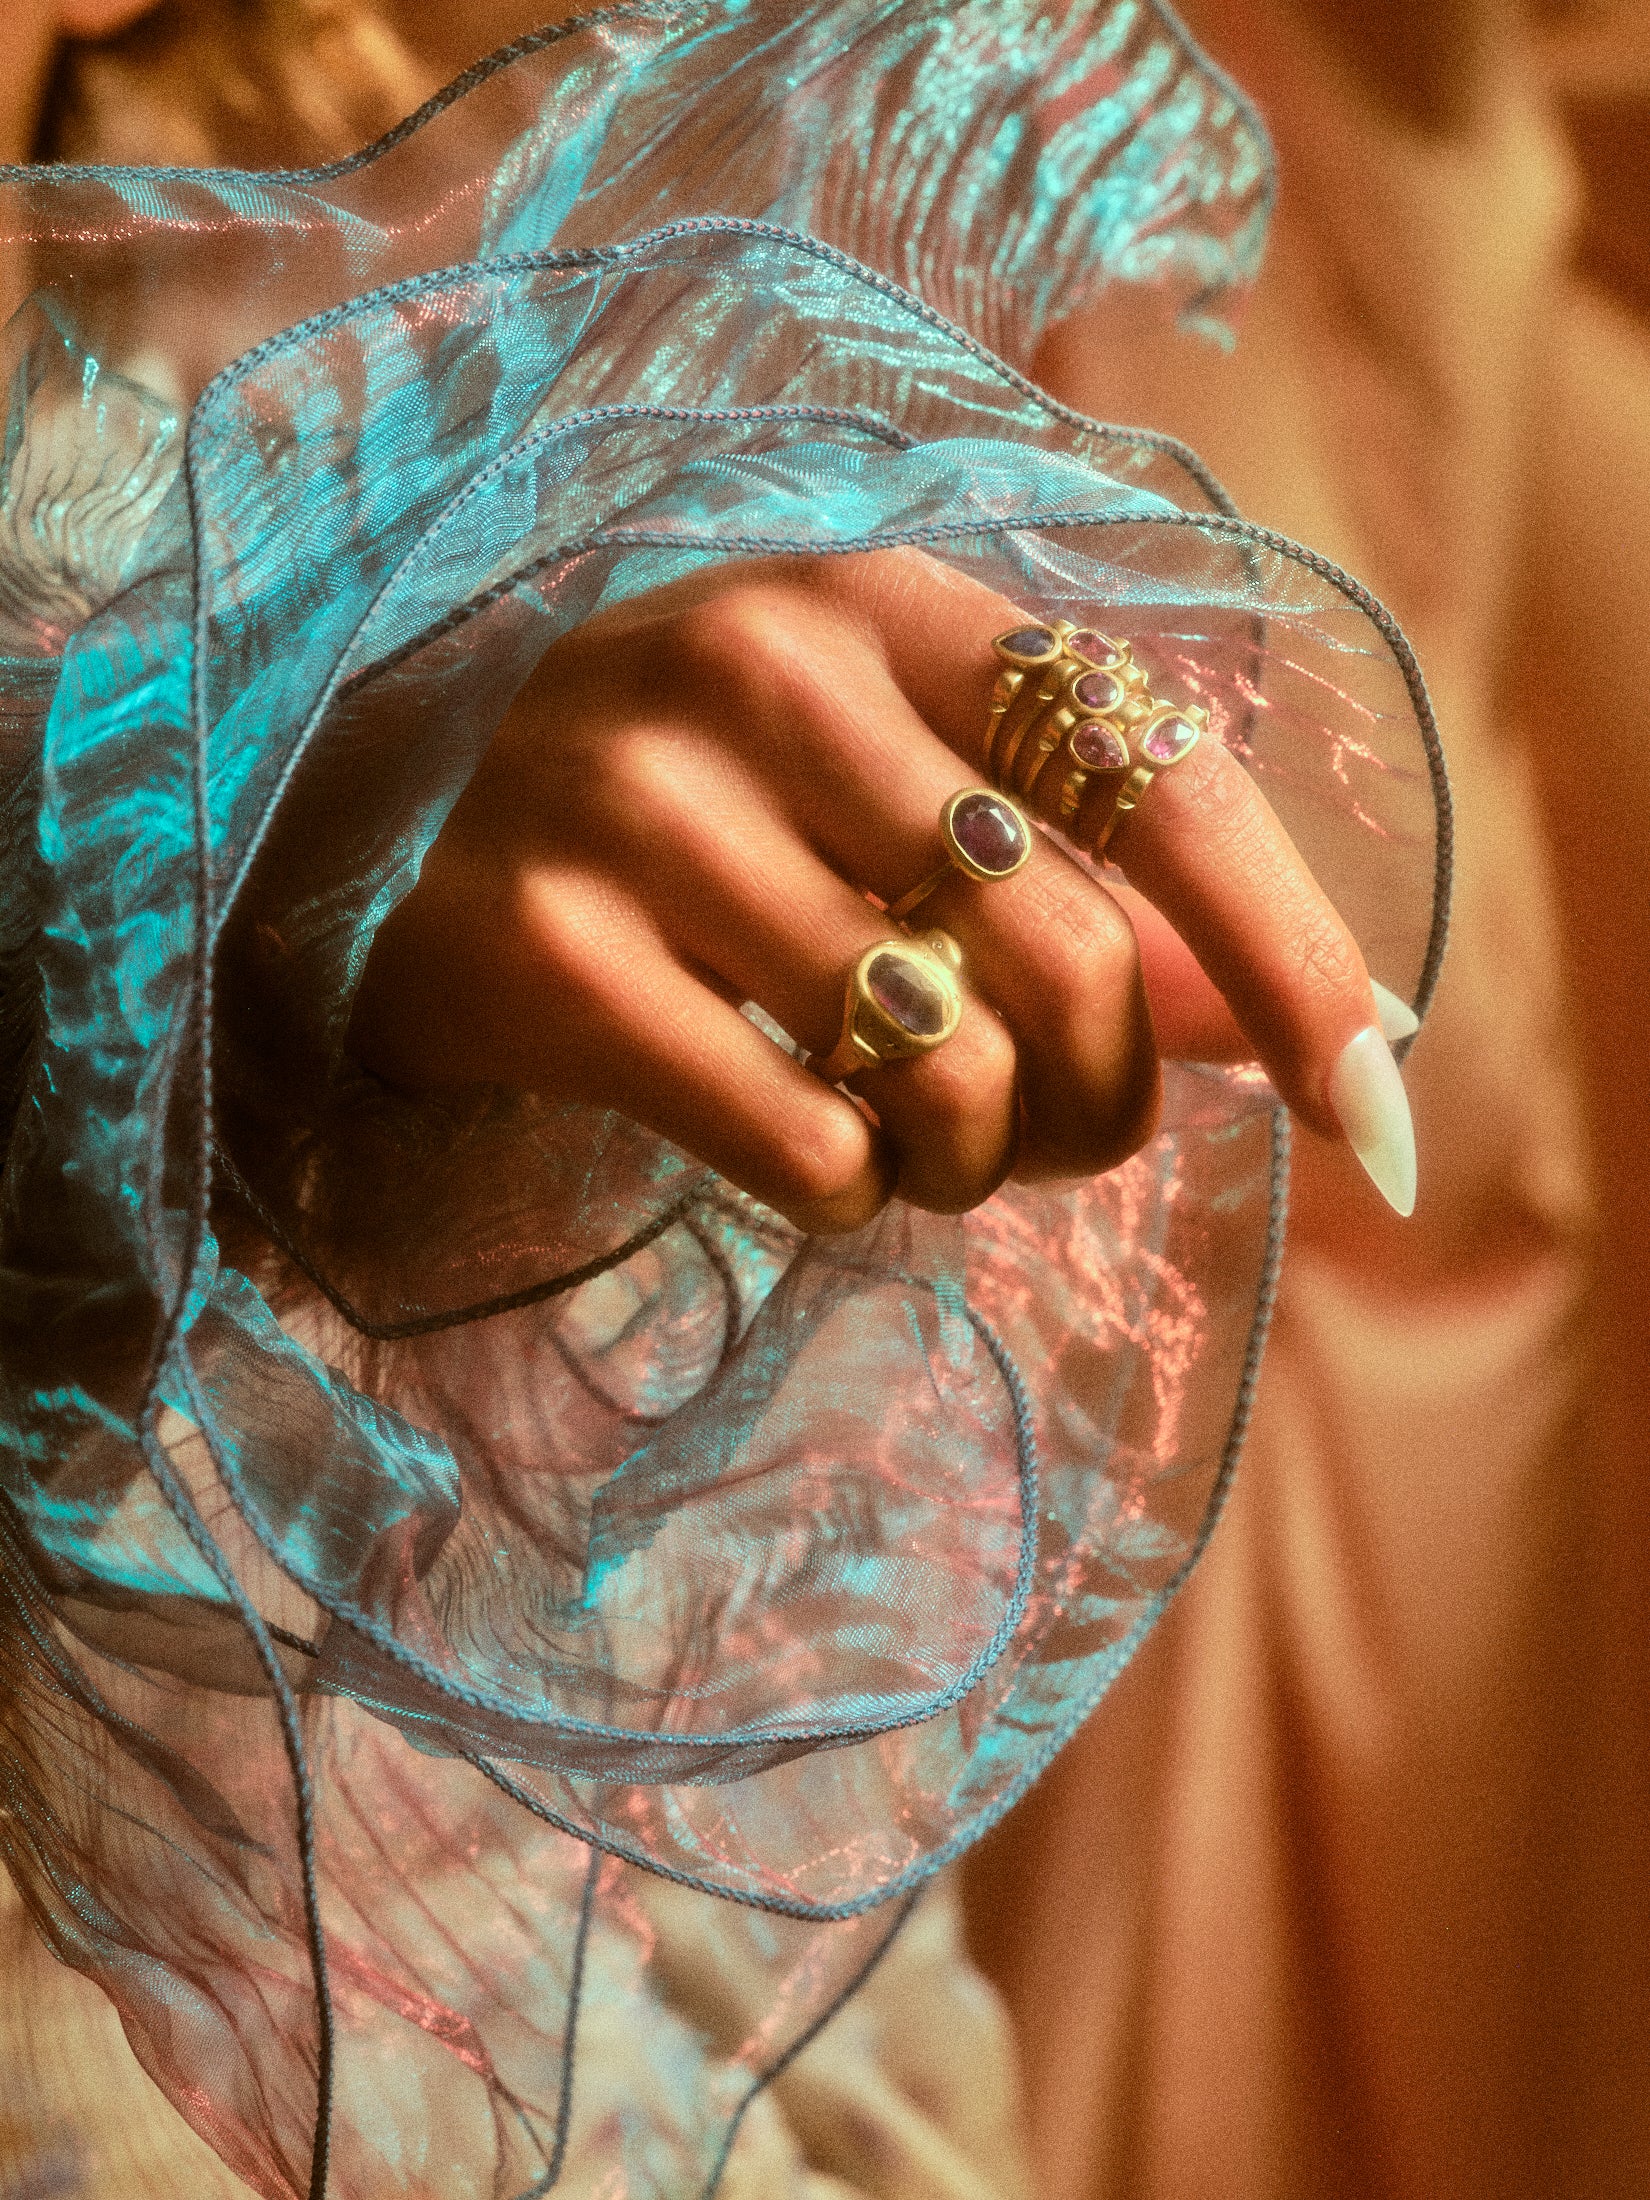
[
  {"left": 1091, "top": 1051, "right": 1163, "bottom": 1171},
  {"left": 1020, "top": 979, "right": 1162, "bottom": 1178},
  {"left": 923, "top": 1014, "right": 1016, "bottom": 1140},
  {"left": 669, "top": 585, "right": 801, "bottom": 690},
  {"left": 769, "top": 1098, "right": 878, "bottom": 1214},
  {"left": 1298, "top": 918, "right": 1367, "bottom": 1003},
  {"left": 665, "top": 585, "right": 835, "bottom": 752},
  {"left": 1048, "top": 913, "right": 1137, "bottom": 1029},
  {"left": 597, "top": 726, "right": 691, "bottom": 816},
  {"left": 514, "top": 868, "right": 625, "bottom": 986},
  {"left": 888, "top": 1013, "right": 1018, "bottom": 1213},
  {"left": 1018, "top": 891, "right": 1140, "bottom": 1057}
]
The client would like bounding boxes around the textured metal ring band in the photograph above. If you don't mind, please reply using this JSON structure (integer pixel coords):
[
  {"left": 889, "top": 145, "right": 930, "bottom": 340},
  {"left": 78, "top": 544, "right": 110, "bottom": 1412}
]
[
  {"left": 1088, "top": 704, "right": 1208, "bottom": 855},
  {"left": 807, "top": 934, "right": 964, "bottom": 1083},
  {"left": 886, "top": 788, "right": 1032, "bottom": 924}
]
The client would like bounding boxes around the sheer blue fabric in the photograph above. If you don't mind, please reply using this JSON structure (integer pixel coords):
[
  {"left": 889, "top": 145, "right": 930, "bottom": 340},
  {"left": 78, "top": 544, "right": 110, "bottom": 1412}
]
[{"left": 0, "top": 7, "right": 1447, "bottom": 2196}]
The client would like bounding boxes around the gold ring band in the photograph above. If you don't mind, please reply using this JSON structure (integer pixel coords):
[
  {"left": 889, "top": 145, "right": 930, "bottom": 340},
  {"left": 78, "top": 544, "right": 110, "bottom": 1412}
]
[
  {"left": 989, "top": 621, "right": 1133, "bottom": 797},
  {"left": 987, "top": 614, "right": 1207, "bottom": 853},
  {"left": 1089, "top": 705, "right": 1208, "bottom": 854}
]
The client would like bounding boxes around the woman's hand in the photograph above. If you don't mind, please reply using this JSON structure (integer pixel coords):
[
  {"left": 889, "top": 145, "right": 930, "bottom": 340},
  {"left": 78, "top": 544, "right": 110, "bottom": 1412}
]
[{"left": 349, "top": 548, "right": 1416, "bottom": 1230}]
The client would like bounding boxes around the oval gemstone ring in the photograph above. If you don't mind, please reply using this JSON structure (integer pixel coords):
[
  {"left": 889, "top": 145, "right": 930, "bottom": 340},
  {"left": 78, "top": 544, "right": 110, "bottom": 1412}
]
[
  {"left": 807, "top": 937, "right": 965, "bottom": 1083},
  {"left": 893, "top": 787, "right": 1034, "bottom": 924},
  {"left": 886, "top": 788, "right": 1033, "bottom": 924}
]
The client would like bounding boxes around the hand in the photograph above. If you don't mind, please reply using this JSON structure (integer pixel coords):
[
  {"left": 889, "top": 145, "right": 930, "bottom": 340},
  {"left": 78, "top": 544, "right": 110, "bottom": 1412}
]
[{"left": 348, "top": 548, "right": 1415, "bottom": 1230}]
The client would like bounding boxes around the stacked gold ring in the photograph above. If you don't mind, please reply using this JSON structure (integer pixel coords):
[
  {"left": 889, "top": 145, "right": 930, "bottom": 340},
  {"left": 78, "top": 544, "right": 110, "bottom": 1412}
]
[{"left": 987, "top": 618, "right": 1207, "bottom": 855}]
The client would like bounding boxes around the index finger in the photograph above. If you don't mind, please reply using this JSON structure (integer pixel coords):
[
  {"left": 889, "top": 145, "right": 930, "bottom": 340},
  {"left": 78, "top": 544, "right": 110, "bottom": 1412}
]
[{"left": 821, "top": 549, "right": 1418, "bottom": 1215}]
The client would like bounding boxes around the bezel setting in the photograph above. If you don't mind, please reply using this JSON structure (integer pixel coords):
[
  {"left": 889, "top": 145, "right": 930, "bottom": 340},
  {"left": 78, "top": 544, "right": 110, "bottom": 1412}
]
[
  {"left": 940, "top": 788, "right": 1033, "bottom": 882},
  {"left": 992, "top": 623, "right": 1062, "bottom": 667},
  {"left": 846, "top": 940, "right": 963, "bottom": 1064}
]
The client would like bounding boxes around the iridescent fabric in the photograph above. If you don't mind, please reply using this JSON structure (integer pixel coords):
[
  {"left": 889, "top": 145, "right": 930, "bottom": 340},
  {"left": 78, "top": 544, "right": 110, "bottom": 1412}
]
[{"left": 0, "top": 6, "right": 1448, "bottom": 2197}]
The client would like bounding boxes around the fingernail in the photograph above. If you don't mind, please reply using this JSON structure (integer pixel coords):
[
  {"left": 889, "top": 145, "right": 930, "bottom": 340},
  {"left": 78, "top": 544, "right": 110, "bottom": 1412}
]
[
  {"left": 1370, "top": 979, "right": 1420, "bottom": 1044},
  {"left": 1329, "top": 1025, "right": 1417, "bottom": 1216}
]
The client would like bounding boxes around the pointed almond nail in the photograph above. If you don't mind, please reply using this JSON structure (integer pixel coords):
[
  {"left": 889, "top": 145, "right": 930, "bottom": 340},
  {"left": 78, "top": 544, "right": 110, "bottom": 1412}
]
[
  {"left": 1370, "top": 979, "right": 1420, "bottom": 1044},
  {"left": 1329, "top": 1025, "right": 1417, "bottom": 1216}
]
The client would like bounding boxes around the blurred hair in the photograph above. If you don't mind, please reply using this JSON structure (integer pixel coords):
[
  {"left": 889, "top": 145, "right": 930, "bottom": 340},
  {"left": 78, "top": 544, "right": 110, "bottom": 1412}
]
[{"left": 38, "top": 0, "right": 433, "bottom": 167}]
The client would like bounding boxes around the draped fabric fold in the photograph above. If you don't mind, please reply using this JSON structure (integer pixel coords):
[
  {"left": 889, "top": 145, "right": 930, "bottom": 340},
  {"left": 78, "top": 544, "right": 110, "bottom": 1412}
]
[{"left": 0, "top": 7, "right": 1446, "bottom": 2195}]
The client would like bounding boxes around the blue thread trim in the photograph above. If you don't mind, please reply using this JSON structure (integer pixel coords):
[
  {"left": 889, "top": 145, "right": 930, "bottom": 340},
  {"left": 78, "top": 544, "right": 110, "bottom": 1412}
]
[
  {"left": 700, "top": 1888, "right": 924, "bottom": 2199},
  {"left": 508, "top": 1845, "right": 601, "bottom": 2199}
]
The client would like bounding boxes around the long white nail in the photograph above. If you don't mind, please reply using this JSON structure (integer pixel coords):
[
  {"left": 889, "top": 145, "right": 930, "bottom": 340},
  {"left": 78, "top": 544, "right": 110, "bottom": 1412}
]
[
  {"left": 1370, "top": 979, "right": 1420, "bottom": 1044},
  {"left": 1329, "top": 1025, "right": 1417, "bottom": 1216}
]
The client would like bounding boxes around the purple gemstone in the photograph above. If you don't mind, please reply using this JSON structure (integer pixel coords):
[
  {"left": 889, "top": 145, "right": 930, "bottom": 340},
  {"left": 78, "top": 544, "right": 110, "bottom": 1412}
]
[
  {"left": 867, "top": 950, "right": 949, "bottom": 1037},
  {"left": 1141, "top": 713, "right": 1200, "bottom": 765},
  {"left": 1072, "top": 669, "right": 1124, "bottom": 713},
  {"left": 1067, "top": 627, "right": 1123, "bottom": 666},
  {"left": 950, "top": 790, "right": 1028, "bottom": 875},
  {"left": 1071, "top": 721, "right": 1129, "bottom": 771},
  {"left": 998, "top": 624, "right": 1057, "bottom": 660}
]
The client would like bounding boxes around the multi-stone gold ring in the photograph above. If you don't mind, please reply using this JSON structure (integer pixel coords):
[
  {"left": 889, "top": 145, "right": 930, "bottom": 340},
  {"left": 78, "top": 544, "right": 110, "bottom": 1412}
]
[
  {"left": 807, "top": 933, "right": 965, "bottom": 1084},
  {"left": 987, "top": 617, "right": 1207, "bottom": 855}
]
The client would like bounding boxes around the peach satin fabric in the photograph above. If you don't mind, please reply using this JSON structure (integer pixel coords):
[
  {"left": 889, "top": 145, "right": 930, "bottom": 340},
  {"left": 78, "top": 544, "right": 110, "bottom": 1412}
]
[{"left": 966, "top": 7, "right": 1650, "bottom": 2198}]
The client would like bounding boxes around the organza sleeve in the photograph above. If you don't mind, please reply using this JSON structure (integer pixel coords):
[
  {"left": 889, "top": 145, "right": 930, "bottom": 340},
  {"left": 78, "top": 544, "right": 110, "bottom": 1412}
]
[{"left": 0, "top": 12, "right": 1446, "bottom": 2200}]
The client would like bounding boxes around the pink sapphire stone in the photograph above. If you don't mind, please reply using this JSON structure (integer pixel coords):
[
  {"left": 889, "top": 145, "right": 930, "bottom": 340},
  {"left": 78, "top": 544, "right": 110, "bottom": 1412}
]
[
  {"left": 1072, "top": 669, "right": 1123, "bottom": 713},
  {"left": 999, "top": 624, "right": 1057, "bottom": 660},
  {"left": 1066, "top": 627, "right": 1121, "bottom": 666},
  {"left": 1141, "top": 713, "right": 1199, "bottom": 765},
  {"left": 1071, "top": 721, "right": 1128, "bottom": 771},
  {"left": 950, "top": 790, "right": 1028, "bottom": 875},
  {"left": 867, "top": 951, "right": 949, "bottom": 1037}
]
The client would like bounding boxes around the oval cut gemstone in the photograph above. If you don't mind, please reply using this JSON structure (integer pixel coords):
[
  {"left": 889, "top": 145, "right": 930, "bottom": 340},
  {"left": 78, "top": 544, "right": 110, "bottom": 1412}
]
[
  {"left": 1141, "top": 713, "right": 1200, "bottom": 765},
  {"left": 1071, "top": 720, "right": 1128, "bottom": 771},
  {"left": 949, "top": 790, "right": 1028, "bottom": 874},
  {"left": 1072, "top": 669, "right": 1123, "bottom": 713},
  {"left": 867, "top": 950, "right": 949, "bottom": 1037},
  {"left": 1066, "top": 627, "right": 1122, "bottom": 666},
  {"left": 998, "top": 624, "right": 1057, "bottom": 660}
]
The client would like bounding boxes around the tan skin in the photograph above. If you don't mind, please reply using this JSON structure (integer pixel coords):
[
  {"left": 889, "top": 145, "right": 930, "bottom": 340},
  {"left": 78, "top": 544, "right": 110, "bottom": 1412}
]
[{"left": 21, "top": 4, "right": 1393, "bottom": 1235}]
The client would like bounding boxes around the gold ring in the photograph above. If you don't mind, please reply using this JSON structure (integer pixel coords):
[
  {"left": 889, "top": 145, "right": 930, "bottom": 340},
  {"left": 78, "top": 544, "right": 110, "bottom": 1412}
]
[
  {"left": 1017, "top": 658, "right": 1134, "bottom": 801},
  {"left": 987, "top": 621, "right": 1133, "bottom": 795},
  {"left": 1089, "top": 704, "right": 1208, "bottom": 855},
  {"left": 985, "top": 620, "right": 1065, "bottom": 787},
  {"left": 886, "top": 788, "right": 1033, "bottom": 924},
  {"left": 808, "top": 934, "right": 964, "bottom": 1083}
]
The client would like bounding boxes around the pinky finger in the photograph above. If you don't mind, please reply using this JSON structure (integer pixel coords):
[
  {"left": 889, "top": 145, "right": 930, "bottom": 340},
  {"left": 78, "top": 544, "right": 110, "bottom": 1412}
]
[{"left": 351, "top": 869, "right": 895, "bottom": 1236}]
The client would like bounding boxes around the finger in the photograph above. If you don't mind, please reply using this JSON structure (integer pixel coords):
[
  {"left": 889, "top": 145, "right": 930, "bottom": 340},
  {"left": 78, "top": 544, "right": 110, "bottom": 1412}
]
[
  {"left": 1093, "top": 735, "right": 1416, "bottom": 1213},
  {"left": 350, "top": 856, "right": 895, "bottom": 1237},
  {"left": 582, "top": 732, "right": 1022, "bottom": 1215},
  {"left": 1110, "top": 880, "right": 1250, "bottom": 1061},
  {"left": 1091, "top": 736, "right": 1372, "bottom": 1125}
]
